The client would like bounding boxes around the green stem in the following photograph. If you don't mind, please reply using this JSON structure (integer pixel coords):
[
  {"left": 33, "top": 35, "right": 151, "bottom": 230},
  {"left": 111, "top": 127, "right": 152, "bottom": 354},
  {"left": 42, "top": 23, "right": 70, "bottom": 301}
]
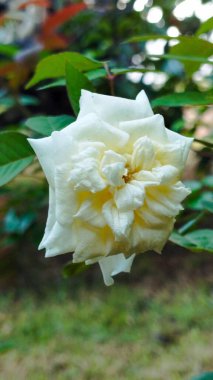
[
  {"left": 194, "top": 138, "right": 213, "bottom": 149},
  {"left": 104, "top": 62, "right": 115, "bottom": 96}
]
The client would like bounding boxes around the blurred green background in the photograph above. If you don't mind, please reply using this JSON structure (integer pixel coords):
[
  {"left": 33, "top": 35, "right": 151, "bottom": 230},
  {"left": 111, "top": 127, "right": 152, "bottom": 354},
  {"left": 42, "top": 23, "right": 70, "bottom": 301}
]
[{"left": 0, "top": 0, "right": 212, "bottom": 379}]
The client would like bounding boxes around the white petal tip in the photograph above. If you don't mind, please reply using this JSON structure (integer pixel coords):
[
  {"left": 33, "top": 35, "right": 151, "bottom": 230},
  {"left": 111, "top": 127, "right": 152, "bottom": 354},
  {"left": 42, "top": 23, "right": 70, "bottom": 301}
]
[{"left": 99, "top": 253, "right": 135, "bottom": 286}]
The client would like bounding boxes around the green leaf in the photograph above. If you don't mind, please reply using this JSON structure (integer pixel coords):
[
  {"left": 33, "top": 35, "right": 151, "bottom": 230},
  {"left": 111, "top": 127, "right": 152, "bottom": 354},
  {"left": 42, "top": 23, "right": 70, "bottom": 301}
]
[
  {"left": 0, "top": 95, "right": 39, "bottom": 114},
  {"left": 125, "top": 34, "right": 175, "bottom": 43},
  {"left": 19, "top": 95, "right": 39, "bottom": 106},
  {"left": 126, "top": 34, "right": 213, "bottom": 71},
  {"left": 0, "top": 132, "right": 34, "bottom": 187},
  {"left": 169, "top": 232, "right": 196, "bottom": 250},
  {"left": 152, "top": 90, "right": 213, "bottom": 107},
  {"left": 4, "top": 209, "right": 35, "bottom": 234},
  {"left": 63, "top": 261, "right": 88, "bottom": 278},
  {"left": 87, "top": 68, "right": 107, "bottom": 80},
  {"left": 202, "top": 175, "right": 213, "bottom": 188},
  {"left": 25, "top": 115, "right": 75, "bottom": 136},
  {"left": 196, "top": 17, "right": 213, "bottom": 36},
  {"left": 111, "top": 67, "right": 163, "bottom": 75},
  {"left": 171, "top": 119, "right": 184, "bottom": 132},
  {"left": 125, "top": 35, "right": 213, "bottom": 74},
  {"left": 38, "top": 69, "right": 107, "bottom": 91},
  {"left": 0, "top": 340, "right": 16, "bottom": 353},
  {"left": 37, "top": 66, "right": 163, "bottom": 89},
  {"left": 65, "top": 62, "right": 94, "bottom": 116},
  {"left": 38, "top": 79, "right": 66, "bottom": 90},
  {"left": 170, "top": 230, "right": 213, "bottom": 253},
  {"left": 26, "top": 52, "right": 103, "bottom": 89},
  {"left": 0, "top": 44, "right": 19, "bottom": 58},
  {"left": 186, "top": 230, "right": 213, "bottom": 253},
  {"left": 187, "top": 191, "right": 213, "bottom": 212},
  {"left": 169, "top": 38, "right": 213, "bottom": 75},
  {"left": 0, "top": 97, "right": 14, "bottom": 114},
  {"left": 39, "top": 66, "right": 165, "bottom": 92},
  {"left": 191, "top": 372, "right": 213, "bottom": 380}
]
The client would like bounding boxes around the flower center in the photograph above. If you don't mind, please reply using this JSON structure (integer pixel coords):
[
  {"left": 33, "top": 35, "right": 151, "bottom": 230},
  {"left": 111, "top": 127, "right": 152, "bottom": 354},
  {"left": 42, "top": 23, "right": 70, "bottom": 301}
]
[{"left": 122, "top": 172, "right": 132, "bottom": 183}]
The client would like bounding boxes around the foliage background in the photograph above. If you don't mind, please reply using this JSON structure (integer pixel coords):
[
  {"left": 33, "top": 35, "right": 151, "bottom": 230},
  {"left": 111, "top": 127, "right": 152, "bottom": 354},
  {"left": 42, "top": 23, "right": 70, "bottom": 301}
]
[{"left": 0, "top": 0, "right": 212, "bottom": 379}]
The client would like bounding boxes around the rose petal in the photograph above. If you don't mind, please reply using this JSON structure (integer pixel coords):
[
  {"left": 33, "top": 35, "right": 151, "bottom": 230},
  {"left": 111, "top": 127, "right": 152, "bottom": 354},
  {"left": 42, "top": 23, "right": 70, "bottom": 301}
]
[
  {"left": 69, "top": 145, "right": 106, "bottom": 193},
  {"left": 39, "top": 187, "right": 56, "bottom": 250},
  {"left": 68, "top": 112, "right": 129, "bottom": 149},
  {"left": 152, "top": 165, "right": 179, "bottom": 184},
  {"left": 114, "top": 180, "right": 145, "bottom": 211},
  {"left": 28, "top": 132, "right": 77, "bottom": 187},
  {"left": 119, "top": 114, "right": 168, "bottom": 147},
  {"left": 44, "top": 222, "right": 76, "bottom": 257},
  {"left": 154, "top": 141, "right": 187, "bottom": 170},
  {"left": 131, "top": 136, "right": 155, "bottom": 171},
  {"left": 145, "top": 184, "right": 189, "bottom": 218},
  {"left": 101, "top": 150, "right": 127, "bottom": 186},
  {"left": 78, "top": 89, "right": 153, "bottom": 126},
  {"left": 136, "top": 207, "right": 167, "bottom": 226},
  {"left": 130, "top": 221, "right": 173, "bottom": 254},
  {"left": 166, "top": 129, "right": 193, "bottom": 165},
  {"left": 74, "top": 200, "right": 106, "bottom": 228},
  {"left": 102, "top": 200, "right": 134, "bottom": 241},
  {"left": 98, "top": 253, "right": 135, "bottom": 286},
  {"left": 73, "top": 225, "right": 113, "bottom": 262},
  {"left": 54, "top": 165, "right": 78, "bottom": 225}
]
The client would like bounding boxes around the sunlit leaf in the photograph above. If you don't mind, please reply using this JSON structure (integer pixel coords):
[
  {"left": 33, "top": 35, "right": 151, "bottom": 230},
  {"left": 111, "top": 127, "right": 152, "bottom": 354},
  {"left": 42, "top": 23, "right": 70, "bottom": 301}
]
[
  {"left": 196, "top": 17, "right": 213, "bottom": 36},
  {"left": 0, "top": 132, "right": 34, "bottom": 187},
  {"left": 25, "top": 115, "right": 74, "bottom": 136},
  {"left": 26, "top": 52, "right": 103, "bottom": 88},
  {"left": 65, "top": 62, "right": 94, "bottom": 115},
  {"left": 126, "top": 35, "right": 213, "bottom": 75},
  {"left": 0, "top": 44, "right": 19, "bottom": 58},
  {"left": 38, "top": 79, "right": 66, "bottom": 90},
  {"left": 147, "top": 54, "right": 212, "bottom": 65},
  {"left": 125, "top": 34, "right": 175, "bottom": 43},
  {"left": 152, "top": 91, "right": 213, "bottom": 107},
  {"left": 87, "top": 68, "right": 107, "bottom": 80},
  {"left": 169, "top": 38, "right": 213, "bottom": 75}
]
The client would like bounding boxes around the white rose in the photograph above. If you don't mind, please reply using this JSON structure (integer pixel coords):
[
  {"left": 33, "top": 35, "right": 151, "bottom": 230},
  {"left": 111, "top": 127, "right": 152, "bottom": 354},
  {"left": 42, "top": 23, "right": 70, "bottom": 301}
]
[{"left": 29, "top": 90, "right": 193, "bottom": 285}]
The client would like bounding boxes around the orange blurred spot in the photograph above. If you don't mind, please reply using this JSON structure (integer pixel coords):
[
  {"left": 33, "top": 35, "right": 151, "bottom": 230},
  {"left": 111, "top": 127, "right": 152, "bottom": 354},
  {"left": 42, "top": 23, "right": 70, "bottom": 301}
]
[
  {"left": 18, "top": 0, "right": 51, "bottom": 10},
  {"left": 42, "top": 3, "right": 86, "bottom": 35}
]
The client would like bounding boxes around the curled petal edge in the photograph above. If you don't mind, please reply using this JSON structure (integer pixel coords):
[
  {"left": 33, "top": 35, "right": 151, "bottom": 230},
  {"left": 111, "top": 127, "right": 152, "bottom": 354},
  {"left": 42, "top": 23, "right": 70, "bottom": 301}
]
[{"left": 97, "top": 253, "right": 136, "bottom": 286}]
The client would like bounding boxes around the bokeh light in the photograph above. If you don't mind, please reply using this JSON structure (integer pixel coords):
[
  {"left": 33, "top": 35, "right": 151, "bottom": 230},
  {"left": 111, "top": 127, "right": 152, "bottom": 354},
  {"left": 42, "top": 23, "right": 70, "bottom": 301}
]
[
  {"left": 146, "top": 6, "right": 163, "bottom": 23},
  {"left": 173, "top": 0, "right": 213, "bottom": 21}
]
